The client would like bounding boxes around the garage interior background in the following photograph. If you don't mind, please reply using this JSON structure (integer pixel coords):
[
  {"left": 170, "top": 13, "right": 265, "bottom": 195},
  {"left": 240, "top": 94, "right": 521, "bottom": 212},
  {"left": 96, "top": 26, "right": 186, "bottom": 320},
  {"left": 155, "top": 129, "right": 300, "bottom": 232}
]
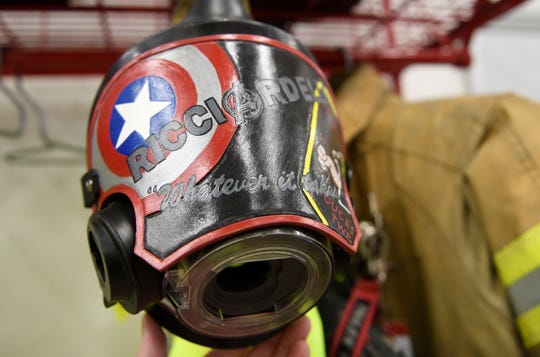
[{"left": 0, "top": 1, "right": 539, "bottom": 356}]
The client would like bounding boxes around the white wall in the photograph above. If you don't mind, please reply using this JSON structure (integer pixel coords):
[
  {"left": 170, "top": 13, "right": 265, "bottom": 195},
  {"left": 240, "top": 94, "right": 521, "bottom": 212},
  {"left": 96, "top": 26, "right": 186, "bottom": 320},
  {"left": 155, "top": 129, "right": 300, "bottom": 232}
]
[
  {"left": 400, "top": 64, "right": 468, "bottom": 102},
  {"left": 401, "top": 0, "right": 540, "bottom": 102}
]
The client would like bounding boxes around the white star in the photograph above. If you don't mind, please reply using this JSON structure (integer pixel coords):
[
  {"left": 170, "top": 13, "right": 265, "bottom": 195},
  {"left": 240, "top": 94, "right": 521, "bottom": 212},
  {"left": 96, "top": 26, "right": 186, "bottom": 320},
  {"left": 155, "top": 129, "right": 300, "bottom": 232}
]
[{"left": 114, "top": 80, "right": 172, "bottom": 149}]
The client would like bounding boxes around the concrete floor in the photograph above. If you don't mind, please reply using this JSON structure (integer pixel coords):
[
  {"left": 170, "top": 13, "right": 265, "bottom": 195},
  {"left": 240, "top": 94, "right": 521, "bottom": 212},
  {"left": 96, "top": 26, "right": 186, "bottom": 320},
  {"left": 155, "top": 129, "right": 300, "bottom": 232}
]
[{"left": 0, "top": 76, "right": 141, "bottom": 357}]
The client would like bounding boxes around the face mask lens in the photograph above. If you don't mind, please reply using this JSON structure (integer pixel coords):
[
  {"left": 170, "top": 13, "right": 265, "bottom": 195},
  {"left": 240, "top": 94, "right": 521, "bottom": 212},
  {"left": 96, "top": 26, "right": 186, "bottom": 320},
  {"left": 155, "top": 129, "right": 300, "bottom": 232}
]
[
  {"left": 203, "top": 258, "right": 308, "bottom": 318},
  {"left": 215, "top": 261, "right": 273, "bottom": 293},
  {"left": 163, "top": 227, "right": 333, "bottom": 339}
]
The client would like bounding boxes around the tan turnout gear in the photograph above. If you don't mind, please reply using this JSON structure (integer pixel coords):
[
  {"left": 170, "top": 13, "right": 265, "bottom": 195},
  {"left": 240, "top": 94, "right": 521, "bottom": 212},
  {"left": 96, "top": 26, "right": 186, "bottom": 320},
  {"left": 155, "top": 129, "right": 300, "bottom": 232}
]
[{"left": 338, "top": 65, "right": 540, "bottom": 357}]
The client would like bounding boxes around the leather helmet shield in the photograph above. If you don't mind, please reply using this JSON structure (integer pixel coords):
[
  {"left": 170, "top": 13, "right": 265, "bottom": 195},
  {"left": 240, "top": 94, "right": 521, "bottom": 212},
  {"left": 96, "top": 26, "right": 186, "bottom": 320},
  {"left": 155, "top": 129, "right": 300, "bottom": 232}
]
[{"left": 89, "top": 35, "right": 360, "bottom": 271}]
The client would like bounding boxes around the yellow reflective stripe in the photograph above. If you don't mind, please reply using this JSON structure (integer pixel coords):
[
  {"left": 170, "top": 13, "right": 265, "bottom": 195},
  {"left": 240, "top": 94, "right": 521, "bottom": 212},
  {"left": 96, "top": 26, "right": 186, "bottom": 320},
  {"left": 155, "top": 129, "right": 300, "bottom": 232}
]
[
  {"left": 517, "top": 304, "right": 540, "bottom": 349},
  {"left": 494, "top": 222, "right": 540, "bottom": 286},
  {"left": 494, "top": 223, "right": 540, "bottom": 350},
  {"left": 507, "top": 267, "right": 540, "bottom": 315}
]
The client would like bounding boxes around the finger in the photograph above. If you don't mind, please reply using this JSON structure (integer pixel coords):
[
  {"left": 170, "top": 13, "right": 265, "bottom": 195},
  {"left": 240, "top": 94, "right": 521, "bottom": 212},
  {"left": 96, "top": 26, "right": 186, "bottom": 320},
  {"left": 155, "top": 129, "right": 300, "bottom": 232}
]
[
  {"left": 137, "top": 313, "right": 168, "bottom": 357},
  {"left": 274, "top": 316, "right": 311, "bottom": 357},
  {"left": 287, "top": 340, "right": 310, "bottom": 357},
  {"left": 205, "top": 347, "right": 246, "bottom": 357},
  {"left": 207, "top": 316, "right": 312, "bottom": 357},
  {"left": 244, "top": 331, "right": 283, "bottom": 357}
]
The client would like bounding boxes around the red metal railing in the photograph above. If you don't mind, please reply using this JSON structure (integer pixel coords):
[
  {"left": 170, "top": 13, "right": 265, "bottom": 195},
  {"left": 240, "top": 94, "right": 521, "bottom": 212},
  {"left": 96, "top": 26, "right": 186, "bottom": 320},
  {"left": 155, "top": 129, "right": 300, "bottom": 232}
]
[{"left": 0, "top": 0, "right": 527, "bottom": 76}]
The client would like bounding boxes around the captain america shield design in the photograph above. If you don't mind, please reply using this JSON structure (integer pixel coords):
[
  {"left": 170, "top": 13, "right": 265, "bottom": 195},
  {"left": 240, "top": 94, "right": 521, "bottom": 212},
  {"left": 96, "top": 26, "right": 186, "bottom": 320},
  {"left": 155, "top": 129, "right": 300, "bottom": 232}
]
[{"left": 92, "top": 42, "right": 239, "bottom": 197}]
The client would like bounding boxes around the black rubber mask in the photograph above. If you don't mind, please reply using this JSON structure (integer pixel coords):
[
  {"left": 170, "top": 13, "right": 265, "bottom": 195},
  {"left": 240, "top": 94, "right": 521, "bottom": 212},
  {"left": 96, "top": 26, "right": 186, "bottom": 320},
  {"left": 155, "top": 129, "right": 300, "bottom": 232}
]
[{"left": 82, "top": 0, "right": 361, "bottom": 348}]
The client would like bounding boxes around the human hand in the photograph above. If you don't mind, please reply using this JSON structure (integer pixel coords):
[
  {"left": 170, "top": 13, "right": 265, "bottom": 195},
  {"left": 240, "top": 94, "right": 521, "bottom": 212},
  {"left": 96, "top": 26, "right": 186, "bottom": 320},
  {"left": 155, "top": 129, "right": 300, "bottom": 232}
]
[
  {"left": 137, "top": 313, "right": 168, "bottom": 357},
  {"left": 206, "top": 315, "right": 311, "bottom": 357},
  {"left": 137, "top": 313, "right": 311, "bottom": 357}
]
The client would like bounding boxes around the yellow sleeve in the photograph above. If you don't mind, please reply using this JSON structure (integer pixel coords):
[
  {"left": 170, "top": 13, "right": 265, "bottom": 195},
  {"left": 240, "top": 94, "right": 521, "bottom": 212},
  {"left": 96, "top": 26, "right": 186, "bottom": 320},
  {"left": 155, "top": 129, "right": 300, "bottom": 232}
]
[{"left": 168, "top": 307, "right": 326, "bottom": 356}]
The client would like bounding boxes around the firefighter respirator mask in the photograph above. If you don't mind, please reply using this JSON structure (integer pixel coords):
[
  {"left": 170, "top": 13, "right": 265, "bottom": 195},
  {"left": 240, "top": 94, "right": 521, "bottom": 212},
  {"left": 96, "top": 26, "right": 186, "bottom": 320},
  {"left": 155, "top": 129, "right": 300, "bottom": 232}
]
[{"left": 81, "top": 0, "right": 361, "bottom": 348}]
